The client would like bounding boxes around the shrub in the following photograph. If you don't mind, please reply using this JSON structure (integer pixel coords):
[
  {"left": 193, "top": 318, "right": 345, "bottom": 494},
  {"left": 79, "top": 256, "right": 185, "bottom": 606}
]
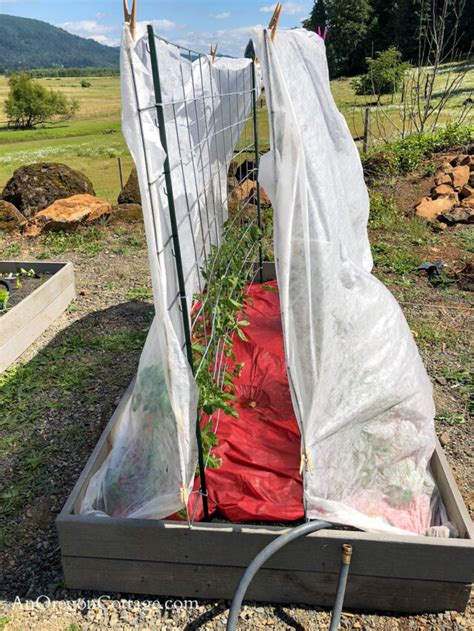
[
  {"left": 363, "top": 124, "right": 473, "bottom": 177},
  {"left": 4, "top": 72, "right": 78, "bottom": 129},
  {"left": 80, "top": 79, "right": 91, "bottom": 88},
  {"left": 390, "top": 124, "right": 473, "bottom": 173},
  {"left": 352, "top": 47, "right": 410, "bottom": 98},
  {"left": 362, "top": 150, "right": 397, "bottom": 180}
]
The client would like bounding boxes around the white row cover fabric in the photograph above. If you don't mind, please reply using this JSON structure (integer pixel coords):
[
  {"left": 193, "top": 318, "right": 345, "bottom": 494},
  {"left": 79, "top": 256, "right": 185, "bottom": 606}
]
[
  {"left": 81, "top": 24, "right": 254, "bottom": 519},
  {"left": 252, "top": 28, "right": 443, "bottom": 535}
]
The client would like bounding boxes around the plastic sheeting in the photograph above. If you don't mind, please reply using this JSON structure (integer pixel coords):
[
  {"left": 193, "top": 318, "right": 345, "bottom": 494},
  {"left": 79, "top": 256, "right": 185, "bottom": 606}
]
[
  {"left": 81, "top": 24, "right": 255, "bottom": 519},
  {"left": 252, "top": 28, "right": 443, "bottom": 535},
  {"left": 183, "top": 281, "right": 304, "bottom": 523}
]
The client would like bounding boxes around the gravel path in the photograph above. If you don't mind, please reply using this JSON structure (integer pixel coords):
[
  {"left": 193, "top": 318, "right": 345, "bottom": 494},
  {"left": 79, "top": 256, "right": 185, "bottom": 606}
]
[{"left": 1, "top": 222, "right": 472, "bottom": 631}]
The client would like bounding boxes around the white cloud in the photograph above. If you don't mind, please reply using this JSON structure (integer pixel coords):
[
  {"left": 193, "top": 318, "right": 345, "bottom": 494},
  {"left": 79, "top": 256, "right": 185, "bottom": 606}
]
[
  {"left": 190, "top": 24, "right": 265, "bottom": 57},
  {"left": 210, "top": 12, "right": 231, "bottom": 20},
  {"left": 60, "top": 19, "right": 119, "bottom": 47},
  {"left": 260, "top": 2, "right": 310, "bottom": 16},
  {"left": 152, "top": 19, "right": 184, "bottom": 32}
]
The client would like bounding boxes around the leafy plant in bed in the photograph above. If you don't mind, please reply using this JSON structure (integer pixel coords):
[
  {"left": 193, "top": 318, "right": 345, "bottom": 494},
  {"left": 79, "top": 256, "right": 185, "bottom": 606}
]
[
  {"left": 93, "top": 221, "right": 262, "bottom": 518},
  {"left": 0, "top": 267, "right": 49, "bottom": 315}
]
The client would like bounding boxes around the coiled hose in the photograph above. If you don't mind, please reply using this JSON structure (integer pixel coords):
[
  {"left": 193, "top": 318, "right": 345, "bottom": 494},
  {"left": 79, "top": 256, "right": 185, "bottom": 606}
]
[{"left": 226, "top": 520, "right": 353, "bottom": 631}]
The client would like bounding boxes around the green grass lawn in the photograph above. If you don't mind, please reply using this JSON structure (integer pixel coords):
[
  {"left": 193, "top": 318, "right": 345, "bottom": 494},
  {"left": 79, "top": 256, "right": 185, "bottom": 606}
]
[
  {"left": 0, "top": 62, "right": 472, "bottom": 202},
  {"left": 0, "top": 75, "right": 132, "bottom": 202}
]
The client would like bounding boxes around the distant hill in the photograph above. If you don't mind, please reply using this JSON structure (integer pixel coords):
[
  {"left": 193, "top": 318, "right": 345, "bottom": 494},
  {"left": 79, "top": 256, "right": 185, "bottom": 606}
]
[{"left": 0, "top": 14, "right": 119, "bottom": 71}]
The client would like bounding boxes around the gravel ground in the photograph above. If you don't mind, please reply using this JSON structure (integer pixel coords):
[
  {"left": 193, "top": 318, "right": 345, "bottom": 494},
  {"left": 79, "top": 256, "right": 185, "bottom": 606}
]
[{"left": 1, "top": 217, "right": 473, "bottom": 631}]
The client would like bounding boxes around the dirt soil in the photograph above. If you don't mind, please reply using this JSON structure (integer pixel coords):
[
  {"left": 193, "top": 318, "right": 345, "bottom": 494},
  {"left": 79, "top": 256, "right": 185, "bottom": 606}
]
[
  {"left": 0, "top": 177, "right": 473, "bottom": 631},
  {"left": 0, "top": 273, "right": 50, "bottom": 312}
]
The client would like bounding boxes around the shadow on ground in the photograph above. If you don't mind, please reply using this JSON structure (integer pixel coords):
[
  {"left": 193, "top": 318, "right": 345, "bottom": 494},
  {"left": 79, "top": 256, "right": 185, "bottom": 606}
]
[{"left": 2, "top": 301, "right": 153, "bottom": 600}]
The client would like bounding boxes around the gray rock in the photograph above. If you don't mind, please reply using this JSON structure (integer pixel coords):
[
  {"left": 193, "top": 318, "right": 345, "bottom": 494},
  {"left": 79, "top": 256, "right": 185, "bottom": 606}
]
[
  {"left": 118, "top": 167, "right": 141, "bottom": 205},
  {"left": 2, "top": 163, "right": 95, "bottom": 218}
]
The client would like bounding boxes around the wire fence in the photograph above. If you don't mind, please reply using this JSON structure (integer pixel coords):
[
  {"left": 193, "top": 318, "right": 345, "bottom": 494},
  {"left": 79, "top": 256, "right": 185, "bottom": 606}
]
[{"left": 137, "top": 27, "right": 266, "bottom": 522}]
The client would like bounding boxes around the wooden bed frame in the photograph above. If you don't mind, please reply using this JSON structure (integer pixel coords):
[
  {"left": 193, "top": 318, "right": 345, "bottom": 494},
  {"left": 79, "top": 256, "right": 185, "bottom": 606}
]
[
  {"left": 57, "top": 263, "right": 474, "bottom": 612},
  {"left": 0, "top": 260, "right": 75, "bottom": 372}
]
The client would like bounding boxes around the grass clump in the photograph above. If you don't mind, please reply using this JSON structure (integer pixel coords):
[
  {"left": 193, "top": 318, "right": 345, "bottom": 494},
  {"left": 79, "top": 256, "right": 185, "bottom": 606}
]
[
  {"left": 436, "top": 412, "right": 466, "bottom": 426},
  {"left": 369, "top": 194, "right": 399, "bottom": 230},
  {"left": 127, "top": 286, "right": 153, "bottom": 301},
  {"left": 36, "top": 226, "right": 106, "bottom": 258},
  {"left": 372, "top": 242, "right": 421, "bottom": 274}
]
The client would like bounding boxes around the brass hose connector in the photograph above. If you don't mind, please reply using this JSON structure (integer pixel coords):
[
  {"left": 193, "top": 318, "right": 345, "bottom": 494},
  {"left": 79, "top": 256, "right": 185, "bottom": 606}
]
[{"left": 342, "top": 543, "right": 353, "bottom": 565}]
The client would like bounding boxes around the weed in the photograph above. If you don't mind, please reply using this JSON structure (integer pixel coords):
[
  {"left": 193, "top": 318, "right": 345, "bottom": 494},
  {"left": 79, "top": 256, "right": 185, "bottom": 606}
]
[
  {"left": 409, "top": 319, "right": 454, "bottom": 349},
  {"left": 111, "top": 231, "right": 144, "bottom": 255},
  {"left": 372, "top": 242, "right": 420, "bottom": 274},
  {"left": 422, "top": 162, "right": 437, "bottom": 177},
  {"left": 440, "top": 366, "right": 473, "bottom": 413},
  {"left": 369, "top": 194, "right": 399, "bottom": 230},
  {"left": 0, "top": 617, "right": 10, "bottom": 630},
  {"left": 36, "top": 227, "right": 105, "bottom": 258},
  {"left": 2, "top": 241, "right": 21, "bottom": 257},
  {"left": 436, "top": 412, "right": 466, "bottom": 426},
  {"left": 127, "top": 286, "right": 153, "bottom": 301},
  {"left": 66, "top": 301, "right": 78, "bottom": 314},
  {"left": 405, "top": 217, "right": 433, "bottom": 246},
  {"left": 103, "top": 281, "right": 119, "bottom": 292},
  {"left": 455, "top": 228, "right": 474, "bottom": 254}
]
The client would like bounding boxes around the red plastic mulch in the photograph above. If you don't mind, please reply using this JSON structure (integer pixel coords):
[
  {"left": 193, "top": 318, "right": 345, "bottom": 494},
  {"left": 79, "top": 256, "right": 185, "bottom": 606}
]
[{"left": 187, "top": 280, "right": 304, "bottom": 523}]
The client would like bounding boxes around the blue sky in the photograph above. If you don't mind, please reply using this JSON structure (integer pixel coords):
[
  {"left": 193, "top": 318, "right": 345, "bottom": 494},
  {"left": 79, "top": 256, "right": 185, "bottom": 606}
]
[{"left": 0, "top": 1, "right": 312, "bottom": 56}]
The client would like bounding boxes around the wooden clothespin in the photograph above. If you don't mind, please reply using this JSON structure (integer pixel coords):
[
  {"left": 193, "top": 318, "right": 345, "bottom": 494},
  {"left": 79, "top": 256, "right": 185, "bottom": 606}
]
[
  {"left": 268, "top": 3, "right": 283, "bottom": 42},
  {"left": 210, "top": 43, "right": 218, "bottom": 64},
  {"left": 123, "top": 0, "right": 137, "bottom": 41}
]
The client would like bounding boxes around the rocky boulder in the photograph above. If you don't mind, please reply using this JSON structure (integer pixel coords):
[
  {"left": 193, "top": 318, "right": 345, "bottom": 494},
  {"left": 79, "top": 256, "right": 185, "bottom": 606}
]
[
  {"left": 235, "top": 159, "right": 257, "bottom": 182},
  {"left": 0, "top": 200, "right": 27, "bottom": 232},
  {"left": 109, "top": 203, "right": 143, "bottom": 223},
  {"left": 2, "top": 163, "right": 95, "bottom": 218},
  {"left": 439, "top": 206, "right": 474, "bottom": 225},
  {"left": 415, "top": 195, "right": 457, "bottom": 222},
  {"left": 228, "top": 179, "right": 271, "bottom": 209},
  {"left": 431, "top": 184, "right": 454, "bottom": 198},
  {"left": 450, "top": 165, "right": 470, "bottom": 190},
  {"left": 415, "top": 153, "right": 474, "bottom": 225},
  {"left": 24, "top": 194, "right": 111, "bottom": 237},
  {"left": 434, "top": 171, "right": 452, "bottom": 186},
  {"left": 118, "top": 168, "right": 141, "bottom": 205},
  {"left": 459, "top": 185, "right": 473, "bottom": 201}
]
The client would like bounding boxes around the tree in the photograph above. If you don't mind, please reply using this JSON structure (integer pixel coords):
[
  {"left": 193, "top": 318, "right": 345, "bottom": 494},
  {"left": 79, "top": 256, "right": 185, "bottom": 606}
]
[
  {"left": 352, "top": 48, "right": 411, "bottom": 98},
  {"left": 303, "top": 0, "right": 473, "bottom": 78},
  {"left": 4, "top": 72, "right": 78, "bottom": 129},
  {"left": 304, "top": 0, "right": 374, "bottom": 76}
]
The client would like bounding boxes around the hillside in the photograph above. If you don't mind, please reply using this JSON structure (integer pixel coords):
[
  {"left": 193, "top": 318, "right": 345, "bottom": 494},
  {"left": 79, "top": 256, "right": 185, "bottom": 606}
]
[{"left": 0, "top": 14, "right": 119, "bottom": 70}]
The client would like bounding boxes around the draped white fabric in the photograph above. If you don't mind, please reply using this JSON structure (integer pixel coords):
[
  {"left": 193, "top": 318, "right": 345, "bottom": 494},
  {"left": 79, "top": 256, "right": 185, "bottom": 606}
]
[
  {"left": 252, "top": 27, "right": 442, "bottom": 535},
  {"left": 81, "top": 24, "right": 254, "bottom": 519}
]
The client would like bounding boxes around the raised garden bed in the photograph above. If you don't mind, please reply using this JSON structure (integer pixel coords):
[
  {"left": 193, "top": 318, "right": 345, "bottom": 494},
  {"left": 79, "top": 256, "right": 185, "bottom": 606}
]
[
  {"left": 0, "top": 261, "right": 75, "bottom": 372},
  {"left": 57, "top": 264, "right": 474, "bottom": 614}
]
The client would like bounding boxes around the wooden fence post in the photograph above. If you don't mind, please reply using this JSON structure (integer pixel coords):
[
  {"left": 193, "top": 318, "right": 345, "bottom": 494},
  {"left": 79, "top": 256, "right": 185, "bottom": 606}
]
[
  {"left": 118, "top": 157, "right": 124, "bottom": 192},
  {"left": 363, "top": 107, "right": 371, "bottom": 154}
]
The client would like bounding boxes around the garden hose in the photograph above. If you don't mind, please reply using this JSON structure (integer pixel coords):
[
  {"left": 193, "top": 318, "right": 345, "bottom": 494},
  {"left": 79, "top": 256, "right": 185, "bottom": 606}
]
[
  {"left": 329, "top": 543, "right": 353, "bottom": 631},
  {"left": 226, "top": 520, "right": 354, "bottom": 630}
]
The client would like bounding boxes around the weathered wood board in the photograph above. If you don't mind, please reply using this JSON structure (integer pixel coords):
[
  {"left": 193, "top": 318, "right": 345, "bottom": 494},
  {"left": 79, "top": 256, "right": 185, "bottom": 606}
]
[{"left": 0, "top": 261, "right": 75, "bottom": 372}]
